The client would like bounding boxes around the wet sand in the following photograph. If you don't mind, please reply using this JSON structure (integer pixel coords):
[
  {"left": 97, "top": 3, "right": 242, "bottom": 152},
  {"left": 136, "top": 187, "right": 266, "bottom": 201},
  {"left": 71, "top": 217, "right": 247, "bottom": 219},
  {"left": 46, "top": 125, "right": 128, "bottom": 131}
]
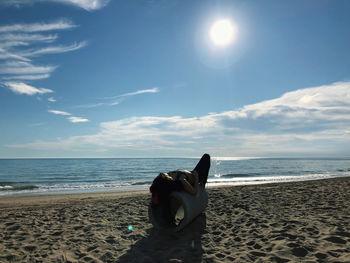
[{"left": 0, "top": 177, "right": 350, "bottom": 262}]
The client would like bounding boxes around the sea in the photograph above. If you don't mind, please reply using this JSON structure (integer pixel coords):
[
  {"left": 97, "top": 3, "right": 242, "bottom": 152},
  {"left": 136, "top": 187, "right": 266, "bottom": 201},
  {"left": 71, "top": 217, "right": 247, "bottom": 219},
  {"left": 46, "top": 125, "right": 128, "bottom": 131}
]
[{"left": 0, "top": 157, "right": 349, "bottom": 196}]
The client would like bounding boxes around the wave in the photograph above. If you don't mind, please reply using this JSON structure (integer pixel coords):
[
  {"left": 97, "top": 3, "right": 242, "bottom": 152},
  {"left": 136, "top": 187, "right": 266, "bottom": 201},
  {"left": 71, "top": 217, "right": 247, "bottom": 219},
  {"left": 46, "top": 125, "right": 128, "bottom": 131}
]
[
  {"left": 1, "top": 170, "right": 349, "bottom": 195},
  {"left": 337, "top": 168, "right": 350, "bottom": 172},
  {"left": 0, "top": 181, "right": 14, "bottom": 186},
  {"left": 212, "top": 157, "right": 262, "bottom": 161},
  {"left": 207, "top": 173, "right": 342, "bottom": 186},
  {"left": 0, "top": 185, "right": 39, "bottom": 191},
  {"left": 0, "top": 181, "right": 152, "bottom": 195},
  {"left": 131, "top": 181, "right": 153, "bottom": 186},
  {"left": 217, "top": 173, "right": 263, "bottom": 178},
  {"left": 0, "top": 181, "right": 32, "bottom": 185}
]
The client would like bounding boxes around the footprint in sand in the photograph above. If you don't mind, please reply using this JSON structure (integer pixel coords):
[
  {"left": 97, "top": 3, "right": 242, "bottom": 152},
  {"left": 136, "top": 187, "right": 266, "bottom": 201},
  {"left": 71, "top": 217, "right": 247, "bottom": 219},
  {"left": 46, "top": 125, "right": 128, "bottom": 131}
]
[
  {"left": 324, "top": 236, "right": 347, "bottom": 244},
  {"left": 291, "top": 247, "right": 308, "bottom": 257},
  {"left": 269, "top": 256, "right": 290, "bottom": 262},
  {"left": 23, "top": 245, "right": 37, "bottom": 252},
  {"left": 315, "top": 253, "right": 327, "bottom": 260}
]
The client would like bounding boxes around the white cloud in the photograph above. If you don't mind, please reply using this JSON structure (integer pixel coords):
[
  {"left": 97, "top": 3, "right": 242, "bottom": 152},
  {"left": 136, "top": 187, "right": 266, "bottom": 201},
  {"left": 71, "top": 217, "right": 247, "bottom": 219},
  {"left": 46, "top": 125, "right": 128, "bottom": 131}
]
[
  {"left": 106, "top": 87, "right": 160, "bottom": 99},
  {"left": 0, "top": 41, "right": 29, "bottom": 49},
  {"left": 0, "top": 20, "right": 86, "bottom": 82},
  {"left": 0, "top": 19, "right": 77, "bottom": 33},
  {"left": 110, "top": 101, "right": 119, "bottom": 106},
  {"left": 0, "top": 52, "right": 28, "bottom": 61},
  {"left": 0, "top": 61, "right": 57, "bottom": 75},
  {"left": 68, "top": 116, "right": 89, "bottom": 123},
  {"left": 120, "top": 87, "right": 160, "bottom": 97},
  {"left": 74, "top": 102, "right": 106, "bottom": 108},
  {"left": 241, "top": 82, "right": 350, "bottom": 117},
  {"left": 48, "top": 110, "right": 71, "bottom": 116},
  {"left": 20, "top": 41, "right": 87, "bottom": 57},
  {"left": 9, "top": 81, "right": 350, "bottom": 156},
  {"left": 2, "top": 0, "right": 110, "bottom": 11},
  {"left": 48, "top": 97, "right": 56, "bottom": 102},
  {"left": 2, "top": 74, "right": 50, "bottom": 80},
  {"left": 48, "top": 110, "right": 89, "bottom": 123},
  {"left": 0, "top": 47, "right": 30, "bottom": 61},
  {"left": 4, "top": 82, "right": 53, "bottom": 95},
  {"left": 75, "top": 87, "right": 160, "bottom": 108},
  {"left": 57, "top": 0, "right": 110, "bottom": 10},
  {"left": 108, "top": 87, "right": 159, "bottom": 105},
  {"left": 0, "top": 33, "right": 58, "bottom": 43}
]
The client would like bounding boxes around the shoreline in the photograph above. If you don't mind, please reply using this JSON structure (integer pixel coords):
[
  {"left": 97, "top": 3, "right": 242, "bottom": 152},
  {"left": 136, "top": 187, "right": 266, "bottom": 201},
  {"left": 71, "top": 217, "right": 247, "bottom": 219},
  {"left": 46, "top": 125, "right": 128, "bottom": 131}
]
[
  {"left": 0, "top": 176, "right": 348, "bottom": 206},
  {"left": 0, "top": 188, "right": 149, "bottom": 209},
  {"left": 1, "top": 177, "right": 349, "bottom": 262},
  {"left": 1, "top": 174, "right": 349, "bottom": 200}
]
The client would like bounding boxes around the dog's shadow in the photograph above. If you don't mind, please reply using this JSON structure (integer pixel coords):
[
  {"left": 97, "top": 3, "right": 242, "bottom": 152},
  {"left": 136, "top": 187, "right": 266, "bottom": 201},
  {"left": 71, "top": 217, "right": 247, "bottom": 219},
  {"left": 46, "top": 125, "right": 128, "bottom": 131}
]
[{"left": 117, "top": 213, "right": 207, "bottom": 263}]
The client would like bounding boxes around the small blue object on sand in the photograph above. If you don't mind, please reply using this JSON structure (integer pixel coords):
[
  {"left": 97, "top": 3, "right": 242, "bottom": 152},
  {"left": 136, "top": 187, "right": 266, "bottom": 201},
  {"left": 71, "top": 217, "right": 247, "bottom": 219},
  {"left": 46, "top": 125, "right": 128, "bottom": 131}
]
[{"left": 128, "top": 225, "right": 133, "bottom": 230}]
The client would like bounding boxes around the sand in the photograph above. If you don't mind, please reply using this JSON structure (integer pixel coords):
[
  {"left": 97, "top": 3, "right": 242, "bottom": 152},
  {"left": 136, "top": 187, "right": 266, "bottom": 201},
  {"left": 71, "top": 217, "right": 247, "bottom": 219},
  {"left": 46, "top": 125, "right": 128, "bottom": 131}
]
[{"left": 0, "top": 177, "right": 350, "bottom": 263}]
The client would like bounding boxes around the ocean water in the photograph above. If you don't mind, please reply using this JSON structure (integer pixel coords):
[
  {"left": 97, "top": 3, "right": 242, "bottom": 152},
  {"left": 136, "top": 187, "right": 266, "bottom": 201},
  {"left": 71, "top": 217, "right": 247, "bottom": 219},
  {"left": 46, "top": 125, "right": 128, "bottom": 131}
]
[{"left": 0, "top": 158, "right": 349, "bottom": 196}]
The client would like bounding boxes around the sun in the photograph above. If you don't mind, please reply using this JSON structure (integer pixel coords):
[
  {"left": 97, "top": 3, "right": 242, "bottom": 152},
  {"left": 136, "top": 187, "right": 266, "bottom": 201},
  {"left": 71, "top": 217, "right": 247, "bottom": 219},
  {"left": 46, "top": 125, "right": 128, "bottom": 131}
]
[{"left": 210, "top": 19, "right": 237, "bottom": 46}]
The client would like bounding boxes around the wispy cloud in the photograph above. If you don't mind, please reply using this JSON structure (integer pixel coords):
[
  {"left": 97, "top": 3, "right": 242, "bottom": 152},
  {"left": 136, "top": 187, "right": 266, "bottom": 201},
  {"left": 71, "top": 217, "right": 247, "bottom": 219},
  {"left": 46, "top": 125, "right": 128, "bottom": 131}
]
[
  {"left": 48, "top": 97, "right": 56, "bottom": 102},
  {"left": 68, "top": 116, "right": 89, "bottom": 123},
  {"left": 0, "top": 61, "right": 57, "bottom": 75},
  {"left": 3, "top": 82, "right": 53, "bottom": 95},
  {"left": 2, "top": 74, "right": 50, "bottom": 80},
  {"left": 120, "top": 87, "right": 160, "bottom": 98},
  {"left": 20, "top": 41, "right": 87, "bottom": 57},
  {"left": 110, "top": 101, "right": 119, "bottom": 106},
  {"left": 108, "top": 87, "right": 160, "bottom": 105},
  {"left": 0, "top": 19, "right": 86, "bottom": 98},
  {"left": 105, "top": 87, "right": 160, "bottom": 100},
  {"left": 48, "top": 110, "right": 71, "bottom": 116},
  {"left": 9, "top": 81, "right": 350, "bottom": 156},
  {"left": 0, "top": 47, "right": 30, "bottom": 61},
  {"left": 108, "top": 88, "right": 160, "bottom": 105},
  {"left": 0, "top": 19, "right": 77, "bottom": 33},
  {"left": 0, "top": 41, "right": 30, "bottom": 49},
  {"left": 28, "top": 122, "right": 45, "bottom": 127},
  {"left": 48, "top": 109, "right": 89, "bottom": 123},
  {"left": 74, "top": 102, "right": 106, "bottom": 109},
  {"left": 0, "top": 33, "right": 58, "bottom": 42},
  {"left": 75, "top": 87, "right": 160, "bottom": 108},
  {"left": 2, "top": 0, "right": 110, "bottom": 11}
]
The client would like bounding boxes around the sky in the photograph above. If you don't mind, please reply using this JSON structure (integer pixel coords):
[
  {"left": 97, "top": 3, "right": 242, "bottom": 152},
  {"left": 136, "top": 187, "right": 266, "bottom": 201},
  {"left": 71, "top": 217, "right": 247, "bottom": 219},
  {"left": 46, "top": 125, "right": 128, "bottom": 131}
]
[{"left": 0, "top": 0, "right": 350, "bottom": 158}]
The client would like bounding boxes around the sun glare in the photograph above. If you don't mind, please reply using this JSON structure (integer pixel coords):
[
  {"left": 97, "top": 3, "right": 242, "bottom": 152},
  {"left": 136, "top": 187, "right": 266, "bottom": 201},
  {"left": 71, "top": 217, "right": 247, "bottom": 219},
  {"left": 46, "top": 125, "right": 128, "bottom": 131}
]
[{"left": 210, "top": 19, "right": 237, "bottom": 46}]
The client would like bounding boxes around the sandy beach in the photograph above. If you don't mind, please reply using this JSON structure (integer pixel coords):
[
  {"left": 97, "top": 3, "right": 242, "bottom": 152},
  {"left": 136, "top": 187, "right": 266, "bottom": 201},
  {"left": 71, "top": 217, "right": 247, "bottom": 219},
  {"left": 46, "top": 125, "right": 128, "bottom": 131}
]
[{"left": 1, "top": 177, "right": 350, "bottom": 263}]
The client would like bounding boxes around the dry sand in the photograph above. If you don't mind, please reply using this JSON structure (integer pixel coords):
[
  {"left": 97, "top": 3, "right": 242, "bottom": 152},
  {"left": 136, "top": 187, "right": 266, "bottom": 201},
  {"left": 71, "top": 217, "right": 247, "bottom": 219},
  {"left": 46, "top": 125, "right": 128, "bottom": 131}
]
[{"left": 0, "top": 177, "right": 350, "bottom": 263}]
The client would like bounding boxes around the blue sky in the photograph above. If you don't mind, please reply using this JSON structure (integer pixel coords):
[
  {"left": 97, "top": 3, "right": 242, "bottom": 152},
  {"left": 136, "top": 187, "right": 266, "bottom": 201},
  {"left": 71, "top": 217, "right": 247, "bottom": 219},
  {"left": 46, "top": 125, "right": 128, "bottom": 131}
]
[{"left": 0, "top": 0, "right": 350, "bottom": 158}]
